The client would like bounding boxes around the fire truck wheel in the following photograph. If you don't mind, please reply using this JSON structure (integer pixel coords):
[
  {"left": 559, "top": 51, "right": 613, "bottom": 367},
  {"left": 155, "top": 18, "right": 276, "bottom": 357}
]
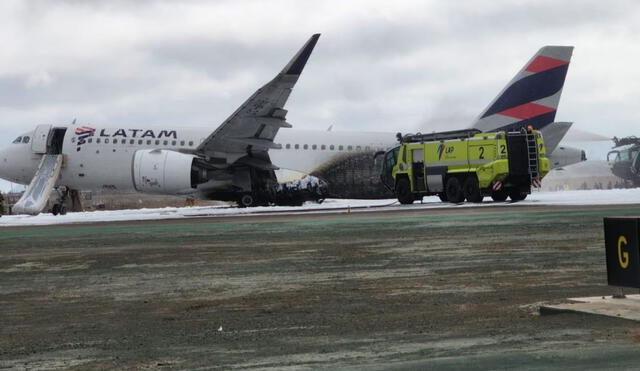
[
  {"left": 445, "top": 177, "right": 464, "bottom": 203},
  {"left": 490, "top": 190, "right": 508, "bottom": 201},
  {"left": 462, "top": 176, "right": 483, "bottom": 203},
  {"left": 238, "top": 194, "right": 255, "bottom": 208},
  {"left": 396, "top": 178, "right": 414, "bottom": 204},
  {"left": 507, "top": 189, "right": 527, "bottom": 201}
]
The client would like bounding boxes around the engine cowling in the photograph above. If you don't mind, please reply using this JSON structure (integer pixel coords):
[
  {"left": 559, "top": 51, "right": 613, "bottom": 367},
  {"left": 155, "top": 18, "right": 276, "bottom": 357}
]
[
  {"left": 132, "top": 149, "right": 197, "bottom": 195},
  {"left": 549, "top": 145, "right": 586, "bottom": 169}
]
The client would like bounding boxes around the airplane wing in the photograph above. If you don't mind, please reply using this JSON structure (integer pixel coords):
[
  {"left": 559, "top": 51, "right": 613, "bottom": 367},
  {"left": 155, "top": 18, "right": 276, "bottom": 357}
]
[{"left": 195, "top": 34, "right": 320, "bottom": 171}]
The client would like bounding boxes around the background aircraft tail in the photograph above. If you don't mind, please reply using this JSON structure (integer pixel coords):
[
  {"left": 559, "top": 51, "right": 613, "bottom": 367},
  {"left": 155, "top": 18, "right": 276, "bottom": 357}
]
[{"left": 471, "top": 46, "right": 573, "bottom": 132}]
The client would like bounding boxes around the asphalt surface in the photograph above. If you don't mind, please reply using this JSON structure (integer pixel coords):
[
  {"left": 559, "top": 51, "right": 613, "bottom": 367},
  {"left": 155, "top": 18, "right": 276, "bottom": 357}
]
[{"left": 2, "top": 203, "right": 640, "bottom": 370}]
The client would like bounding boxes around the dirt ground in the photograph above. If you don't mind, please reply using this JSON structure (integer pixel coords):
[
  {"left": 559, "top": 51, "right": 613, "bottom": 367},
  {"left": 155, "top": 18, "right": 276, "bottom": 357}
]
[{"left": 2, "top": 204, "right": 640, "bottom": 370}]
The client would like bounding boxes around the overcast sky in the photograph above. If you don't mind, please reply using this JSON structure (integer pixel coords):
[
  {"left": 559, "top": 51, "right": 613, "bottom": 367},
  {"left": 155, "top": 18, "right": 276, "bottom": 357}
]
[{"left": 1, "top": 0, "right": 639, "bottom": 191}]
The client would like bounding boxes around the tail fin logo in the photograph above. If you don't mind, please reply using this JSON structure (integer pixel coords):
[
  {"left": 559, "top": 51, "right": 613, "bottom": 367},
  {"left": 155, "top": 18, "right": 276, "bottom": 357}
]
[
  {"left": 471, "top": 46, "right": 573, "bottom": 133},
  {"left": 437, "top": 143, "right": 445, "bottom": 160}
]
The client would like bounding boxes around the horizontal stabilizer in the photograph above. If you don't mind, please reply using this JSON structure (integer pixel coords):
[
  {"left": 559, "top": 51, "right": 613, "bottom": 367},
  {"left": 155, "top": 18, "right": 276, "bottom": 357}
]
[
  {"left": 540, "top": 121, "right": 572, "bottom": 154},
  {"left": 12, "top": 154, "right": 63, "bottom": 215}
]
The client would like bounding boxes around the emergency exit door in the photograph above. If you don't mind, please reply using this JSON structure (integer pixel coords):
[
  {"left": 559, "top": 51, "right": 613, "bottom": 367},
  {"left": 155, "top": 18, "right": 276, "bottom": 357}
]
[{"left": 31, "top": 124, "right": 51, "bottom": 154}]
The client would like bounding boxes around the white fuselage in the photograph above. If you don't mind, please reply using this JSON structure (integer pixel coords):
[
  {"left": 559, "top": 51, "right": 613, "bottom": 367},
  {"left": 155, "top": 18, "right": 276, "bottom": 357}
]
[{"left": 0, "top": 124, "right": 398, "bottom": 194}]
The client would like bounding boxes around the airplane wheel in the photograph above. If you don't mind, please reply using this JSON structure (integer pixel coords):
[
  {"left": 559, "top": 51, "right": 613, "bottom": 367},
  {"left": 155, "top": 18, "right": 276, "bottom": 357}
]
[
  {"left": 508, "top": 189, "right": 527, "bottom": 201},
  {"left": 445, "top": 177, "right": 464, "bottom": 203},
  {"left": 396, "top": 178, "right": 414, "bottom": 204},
  {"left": 438, "top": 193, "right": 448, "bottom": 202},
  {"left": 462, "top": 176, "right": 483, "bottom": 203},
  {"left": 51, "top": 204, "right": 60, "bottom": 216},
  {"left": 491, "top": 190, "right": 508, "bottom": 201},
  {"left": 59, "top": 206, "right": 67, "bottom": 215}
]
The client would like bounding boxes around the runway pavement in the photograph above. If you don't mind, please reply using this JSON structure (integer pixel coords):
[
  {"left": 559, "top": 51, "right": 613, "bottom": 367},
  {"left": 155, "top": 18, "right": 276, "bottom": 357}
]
[{"left": 2, "top": 203, "right": 640, "bottom": 369}]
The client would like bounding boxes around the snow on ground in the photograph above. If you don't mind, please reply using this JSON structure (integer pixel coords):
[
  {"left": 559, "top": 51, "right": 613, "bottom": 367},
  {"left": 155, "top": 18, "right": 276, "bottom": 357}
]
[{"left": 1, "top": 189, "right": 640, "bottom": 227}]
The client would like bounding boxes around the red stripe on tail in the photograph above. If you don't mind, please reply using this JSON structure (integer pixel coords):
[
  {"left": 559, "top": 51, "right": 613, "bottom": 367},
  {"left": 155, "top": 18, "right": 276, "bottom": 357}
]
[
  {"left": 497, "top": 102, "right": 555, "bottom": 120},
  {"left": 526, "top": 55, "right": 569, "bottom": 73}
]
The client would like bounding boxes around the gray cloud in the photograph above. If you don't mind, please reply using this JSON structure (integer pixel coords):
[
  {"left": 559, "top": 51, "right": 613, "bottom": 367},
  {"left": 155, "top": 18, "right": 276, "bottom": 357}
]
[{"left": 1, "top": 0, "right": 640, "bottom": 192}]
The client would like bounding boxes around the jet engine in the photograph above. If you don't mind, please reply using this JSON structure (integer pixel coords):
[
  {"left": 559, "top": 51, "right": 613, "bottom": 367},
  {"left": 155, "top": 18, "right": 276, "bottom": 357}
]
[
  {"left": 132, "top": 149, "right": 199, "bottom": 195},
  {"left": 549, "top": 145, "right": 586, "bottom": 169}
]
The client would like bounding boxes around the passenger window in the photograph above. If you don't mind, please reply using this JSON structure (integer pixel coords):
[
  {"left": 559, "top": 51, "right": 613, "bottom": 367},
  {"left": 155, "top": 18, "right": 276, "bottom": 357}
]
[
  {"left": 180, "top": 141, "right": 185, "bottom": 146},
  {"left": 172, "top": 140, "right": 176, "bottom": 146},
  {"left": 155, "top": 140, "right": 160, "bottom": 145},
  {"left": 356, "top": 146, "right": 362, "bottom": 151},
  {"left": 97, "top": 138, "right": 101, "bottom": 144},
  {"left": 71, "top": 137, "right": 76, "bottom": 143},
  {"left": 138, "top": 140, "right": 143, "bottom": 145},
  {"left": 347, "top": 145, "right": 353, "bottom": 151},
  {"left": 303, "top": 144, "right": 308, "bottom": 150},
  {"left": 285, "top": 144, "right": 291, "bottom": 149},
  {"left": 365, "top": 146, "right": 370, "bottom": 151},
  {"left": 114, "top": 139, "right": 119, "bottom": 144},
  {"left": 105, "top": 139, "right": 110, "bottom": 144},
  {"left": 329, "top": 145, "right": 334, "bottom": 150},
  {"left": 295, "top": 144, "right": 299, "bottom": 149},
  {"left": 130, "top": 139, "right": 135, "bottom": 145},
  {"left": 312, "top": 144, "right": 317, "bottom": 150},
  {"left": 188, "top": 141, "right": 194, "bottom": 146},
  {"left": 321, "top": 145, "right": 326, "bottom": 150},
  {"left": 88, "top": 138, "right": 93, "bottom": 143},
  {"left": 23, "top": 136, "right": 30, "bottom": 144},
  {"left": 147, "top": 140, "right": 152, "bottom": 145},
  {"left": 13, "top": 136, "right": 22, "bottom": 144},
  {"left": 339, "top": 145, "right": 343, "bottom": 151},
  {"left": 163, "top": 140, "right": 168, "bottom": 145}
]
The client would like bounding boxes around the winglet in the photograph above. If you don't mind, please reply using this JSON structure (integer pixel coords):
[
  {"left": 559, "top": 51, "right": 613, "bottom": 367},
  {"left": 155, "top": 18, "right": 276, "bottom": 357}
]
[{"left": 281, "top": 33, "right": 320, "bottom": 76}]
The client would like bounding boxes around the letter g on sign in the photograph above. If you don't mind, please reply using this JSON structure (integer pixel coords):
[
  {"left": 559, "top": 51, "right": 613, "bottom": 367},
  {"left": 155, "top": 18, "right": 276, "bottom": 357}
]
[{"left": 618, "top": 235, "right": 629, "bottom": 269}]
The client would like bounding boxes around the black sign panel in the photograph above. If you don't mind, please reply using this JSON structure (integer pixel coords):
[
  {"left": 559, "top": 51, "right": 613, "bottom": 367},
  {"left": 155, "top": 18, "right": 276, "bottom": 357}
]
[{"left": 604, "top": 217, "right": 640, "bottom": 288}]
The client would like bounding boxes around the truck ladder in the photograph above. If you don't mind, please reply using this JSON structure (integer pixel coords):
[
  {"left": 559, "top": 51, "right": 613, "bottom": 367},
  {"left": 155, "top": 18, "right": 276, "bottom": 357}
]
[{"left": 525, "top": 132, "right": 539, "bottom": 183}]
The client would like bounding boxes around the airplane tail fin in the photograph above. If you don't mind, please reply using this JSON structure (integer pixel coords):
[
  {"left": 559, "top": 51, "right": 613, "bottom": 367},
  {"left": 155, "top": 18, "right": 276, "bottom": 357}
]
[
  {"left": 471, "top": 46, "right": 573, "bottom": 132},
  {"left": 540, "top": 121, "right": 572, "bottom": 153}
]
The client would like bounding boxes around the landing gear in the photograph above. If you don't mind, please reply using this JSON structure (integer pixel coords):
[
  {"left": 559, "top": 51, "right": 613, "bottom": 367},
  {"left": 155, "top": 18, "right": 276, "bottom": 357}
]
[
  {"left": 438, "top": 193, "right": 448, "bottom": 202},
  {"left": 50, "top": 186, "right": 69, "bottom": 216},
  {"left": 51, "top": 203, "right": 67, "bottom": 216}
]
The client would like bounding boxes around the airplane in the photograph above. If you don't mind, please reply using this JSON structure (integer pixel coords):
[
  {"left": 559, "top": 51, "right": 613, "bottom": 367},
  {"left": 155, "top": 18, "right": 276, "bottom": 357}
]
[{"left": 0, "top": 36, "right": 583, "bottom": 215}]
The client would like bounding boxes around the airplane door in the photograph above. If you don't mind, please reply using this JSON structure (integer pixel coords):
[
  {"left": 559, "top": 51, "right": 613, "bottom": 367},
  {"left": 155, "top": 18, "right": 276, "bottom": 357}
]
[{"left": 31, "top": 124, "right": 51, "bottom": 154}]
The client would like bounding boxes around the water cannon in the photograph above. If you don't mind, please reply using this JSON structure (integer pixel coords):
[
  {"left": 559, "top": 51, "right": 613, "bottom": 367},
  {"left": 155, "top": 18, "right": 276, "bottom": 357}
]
[{"left": 612, "top": 136, "right": 640, "bottom": 148}]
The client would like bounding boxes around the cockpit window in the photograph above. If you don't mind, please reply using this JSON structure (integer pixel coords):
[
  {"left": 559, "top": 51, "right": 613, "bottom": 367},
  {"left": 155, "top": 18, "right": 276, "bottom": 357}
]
[
  {"left": 12, "top": 136, "right": 22, "bottom": 144},
  {"left": 22, "top": 136, "right": 30, "bottom": 144}
]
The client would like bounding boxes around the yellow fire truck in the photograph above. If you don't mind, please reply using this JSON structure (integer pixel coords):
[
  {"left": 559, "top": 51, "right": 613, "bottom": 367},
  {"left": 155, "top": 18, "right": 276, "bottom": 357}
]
[{"left": 380, "top": 128, "right": 549, "bottom": 203}]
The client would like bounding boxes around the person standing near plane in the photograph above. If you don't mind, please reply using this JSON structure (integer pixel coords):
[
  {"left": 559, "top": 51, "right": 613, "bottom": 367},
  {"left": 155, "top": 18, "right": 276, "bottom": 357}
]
[{"left": 0, "top": 191, "right": 5, "bottom": 217}]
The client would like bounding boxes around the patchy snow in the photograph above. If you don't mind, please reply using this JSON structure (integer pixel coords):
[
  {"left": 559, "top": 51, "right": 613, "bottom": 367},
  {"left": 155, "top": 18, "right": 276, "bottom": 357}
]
[{"left": 1, "top": 189, "right": 639, "bottom": 227}]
